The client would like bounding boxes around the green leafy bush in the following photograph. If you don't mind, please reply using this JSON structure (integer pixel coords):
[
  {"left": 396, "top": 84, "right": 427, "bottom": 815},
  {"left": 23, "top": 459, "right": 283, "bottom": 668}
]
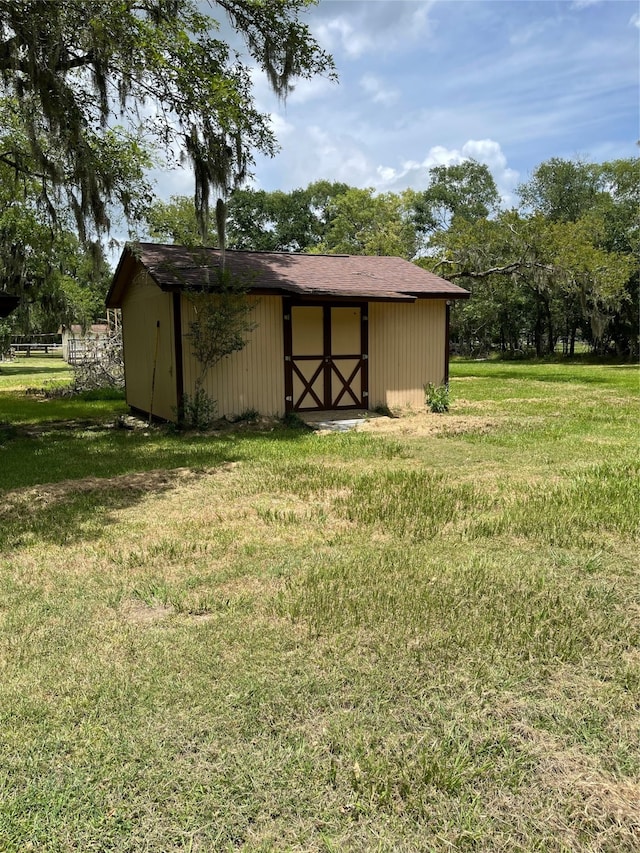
[
  {"left": 178, "top": 388, "right": 217, "bottom": 430},
  {"left": 425, "top": 383, "right": 450, "bottom": 413}
]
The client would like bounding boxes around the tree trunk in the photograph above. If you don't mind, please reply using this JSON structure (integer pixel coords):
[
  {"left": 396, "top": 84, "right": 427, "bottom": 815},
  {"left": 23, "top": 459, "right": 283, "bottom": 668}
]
[
  {"left": 534, "top": 318, "right": 542, "bottom": 357},
  {"left": 545, "top": 303, "right": 555, "bottom": 355}
]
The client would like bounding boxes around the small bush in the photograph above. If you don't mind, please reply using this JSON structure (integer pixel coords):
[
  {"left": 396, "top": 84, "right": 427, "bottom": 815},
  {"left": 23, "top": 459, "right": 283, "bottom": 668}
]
[
  {"left": 178, "top": 388, "right": 217, "bottom": 430},
  {"left": 425, "top": 383, "right": 450, "bottom": 413},
  {"left": 231, "top": 408, "right": 261, "bottom": 424}
]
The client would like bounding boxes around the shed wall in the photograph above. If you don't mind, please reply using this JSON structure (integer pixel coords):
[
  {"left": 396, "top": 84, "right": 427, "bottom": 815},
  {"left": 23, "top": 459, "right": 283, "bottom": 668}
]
[
  {"left": 181, "top": 295, "right": 284, "bottom": 419},
  {"left": 369, "top": 299, "right": 446, "bottom": 409},
  {"left": 121, "top": 271, "right": 177, "bottom": 421}
]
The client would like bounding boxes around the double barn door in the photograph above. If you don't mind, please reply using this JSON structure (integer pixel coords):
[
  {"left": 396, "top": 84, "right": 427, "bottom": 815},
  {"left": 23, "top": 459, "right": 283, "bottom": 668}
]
[{"left": 284, "top": 301, "right": 368, "bottom": 411}]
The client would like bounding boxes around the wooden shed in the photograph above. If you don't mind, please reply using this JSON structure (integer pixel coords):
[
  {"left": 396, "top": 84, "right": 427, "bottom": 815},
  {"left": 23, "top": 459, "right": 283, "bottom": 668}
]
[{"left": 106, "top": 243, "right": 469, "bottom": 422}]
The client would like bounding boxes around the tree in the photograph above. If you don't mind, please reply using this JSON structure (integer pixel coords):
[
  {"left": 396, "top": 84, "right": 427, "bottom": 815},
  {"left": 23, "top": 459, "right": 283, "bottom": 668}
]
[
  {"left": 316, "top": 187, "right": 419, "bottom": 259},
  {"left": 517, "top": 157, "right": 601, "bottom": 223},
  {"left": 0, "top": 0, "right": 334, "bottom": 250},
  {"left": 421, "top": 212, "right": 535, "bottom": 354},
  {"left": 547, "top": 214, "right": 635, "bottom": 354},
  {"left": 425, "top": 205, "right": 632, "bottom": 356},
  {"left": 147, "top": 181, "right": 354, "bottom": 254},
  {"left": 146, "top": 195, "right": 218, "bottom": 248},
  {"left": 0, "top": 146, "right": 111, "bottom": 335},
  {"left": 596, "top": 158, "right": 640, "bottom": 356},
  {"left": 518, "top": 157, "right": 639, "bottom": 355},
  {"left": 226, "top": 181, "right": 354, "bottom": 252},
  {"left": 412, "top": 160, "right": 500, "bottom": 236},
  {"left": 183, "top": 264, "right": 258, "bottom": 426}
]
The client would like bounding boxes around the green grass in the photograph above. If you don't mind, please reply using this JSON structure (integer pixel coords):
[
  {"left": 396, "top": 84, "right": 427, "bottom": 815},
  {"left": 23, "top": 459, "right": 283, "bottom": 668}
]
[
  {"left": 0, "top": 355, "right": 128, "bottom": 425},
  {"left": 0, "top": 355, "right": 638, "bottom": 851}
]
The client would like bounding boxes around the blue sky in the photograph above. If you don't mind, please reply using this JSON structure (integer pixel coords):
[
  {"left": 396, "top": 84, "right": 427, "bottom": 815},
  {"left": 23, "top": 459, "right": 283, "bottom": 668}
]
[
  {"left": 234, "top": 0, "right": 639, "bottom": 206},
  {"left": 148, "top": 0, "right": 638, "bottom": 219}
]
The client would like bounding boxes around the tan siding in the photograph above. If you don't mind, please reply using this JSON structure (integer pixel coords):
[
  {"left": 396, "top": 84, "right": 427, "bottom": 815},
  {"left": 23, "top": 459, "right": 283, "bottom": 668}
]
[
  {"left": 369, "top": 299, "right": 446, "bottom": 409},
  {"left": 181, "top": 295, "right": 284, "bottom": 419},
  {"left": 121, "top": 271, "right": 177, "bottom": 421},
  {"left": 292, "top": 306, "right": 323, "bottom": 355}
]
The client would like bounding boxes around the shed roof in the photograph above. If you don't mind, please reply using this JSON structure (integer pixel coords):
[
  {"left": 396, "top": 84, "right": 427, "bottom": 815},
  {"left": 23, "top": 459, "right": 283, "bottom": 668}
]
[{"left": 106, "top": 242, "right": 469, "bottom": 308}]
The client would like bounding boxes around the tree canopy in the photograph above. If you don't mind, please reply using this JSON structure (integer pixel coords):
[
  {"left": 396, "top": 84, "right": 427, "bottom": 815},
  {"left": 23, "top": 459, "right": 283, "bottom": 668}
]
[
  {"left": 0, "top": 0, "right": 333, "bottom": 245},
  {"left": 413, "top": 160, "right": 501, "bottom": 235},
  {"left": 145, "top": 156, "right": 639, "bottom": 358},
  {"left": 426, "top": 158, "right": 639, "bottom": 356},
  {"left": 0, "top": 0, "right": 333, "bottom": 332}
]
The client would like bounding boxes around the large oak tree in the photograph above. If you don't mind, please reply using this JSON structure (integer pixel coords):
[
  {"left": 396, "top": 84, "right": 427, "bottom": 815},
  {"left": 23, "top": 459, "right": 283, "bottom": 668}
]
[{"left": 0, "top": 1, "right": 333, "bottom": 283}]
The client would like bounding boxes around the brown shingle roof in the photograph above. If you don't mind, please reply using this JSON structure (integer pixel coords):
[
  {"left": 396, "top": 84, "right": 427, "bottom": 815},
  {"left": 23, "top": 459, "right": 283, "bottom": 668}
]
[{"left": 107, "top": 242, "right": 469, "bottom": 307}]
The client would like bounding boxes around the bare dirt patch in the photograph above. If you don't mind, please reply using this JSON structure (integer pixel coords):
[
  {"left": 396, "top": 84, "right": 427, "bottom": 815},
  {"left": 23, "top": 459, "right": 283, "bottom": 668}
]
[{"left": 120, "top": 598, "right": 174, "bottom": 624}]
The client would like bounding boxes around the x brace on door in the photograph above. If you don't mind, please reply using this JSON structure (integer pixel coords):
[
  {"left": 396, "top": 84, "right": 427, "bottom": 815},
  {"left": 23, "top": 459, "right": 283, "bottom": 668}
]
[{"left": 283, "top": 300, "right": 369, "bottom": 411}]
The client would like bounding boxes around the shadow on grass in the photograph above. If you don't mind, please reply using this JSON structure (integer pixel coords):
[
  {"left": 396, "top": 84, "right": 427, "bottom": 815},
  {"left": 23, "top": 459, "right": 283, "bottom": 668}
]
[
  {"left": 0, "top": 475, "right": 197, "bottom": 551},
  {"left": 0, "top": 424, "right": 326, "bottom": 550},
  {"left": 0, "top": 422, "right": 319, "bottom": 493},
  {"left": 0, "top": 361, "right": 71, "bottom": 379}
]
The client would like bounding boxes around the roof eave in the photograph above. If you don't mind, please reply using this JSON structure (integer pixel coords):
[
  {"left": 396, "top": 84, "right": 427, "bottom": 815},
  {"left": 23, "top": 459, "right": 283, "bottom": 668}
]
[
  {"left": 410, "top": 290, "right": 470, "bottom": 300},
  {"left": 105, "top": 247, "right": 137, "bottom": 308}
]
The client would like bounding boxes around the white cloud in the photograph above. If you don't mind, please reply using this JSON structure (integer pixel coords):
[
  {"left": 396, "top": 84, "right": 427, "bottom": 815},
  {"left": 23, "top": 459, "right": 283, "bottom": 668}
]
[
  {"left": 371, "top": 140, "right": 520, "bottom": 206},
  {"left": 312, "top": 1, "right": 435, "bottom": 58},
  {"left": 305, "top": 126, "right": 372, "bottom": 185},
  {"left": 631, "top": 12, "right": 640, "bottom": 29},
  {"left": 509, "top": 18, "right": 555, "bottom": 47},
  {"left": 267, "top": 111, "right": 294, "bottom": 138},
  {"left": 359, "top": 74, "right": 399, "bottom": 105},
  {"left": 315, "top": 15, "right": 372, "bottom": 58},
  {"left": 208, "top": 0, "right": 637, "bottom": 212},
  {"left": 287, "top": 75, "right": 337, "bottom": 105}
]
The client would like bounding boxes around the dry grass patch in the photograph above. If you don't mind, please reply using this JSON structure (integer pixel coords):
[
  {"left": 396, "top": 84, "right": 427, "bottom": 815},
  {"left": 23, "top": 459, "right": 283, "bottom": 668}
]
[
  {"left": 1, "top": 359, "right": 638, "bottom": 852},
  {"left": 522, "top": 728, "right": 640, "bottom": 851},
  {"left": 120, "top": 598, "right": 174, "bottom": 624},
  {"left": 1, "top": 465, "right": 213, "bottom": 506},
  {"left": 358, "top": 408, "right": 500, "bottom": 438}
]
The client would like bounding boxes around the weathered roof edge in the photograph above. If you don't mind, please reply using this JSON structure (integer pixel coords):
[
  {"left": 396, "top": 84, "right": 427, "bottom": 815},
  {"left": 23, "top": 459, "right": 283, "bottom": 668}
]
[{"left": 106, "top": 242, "right": 470, "bottom": 308}]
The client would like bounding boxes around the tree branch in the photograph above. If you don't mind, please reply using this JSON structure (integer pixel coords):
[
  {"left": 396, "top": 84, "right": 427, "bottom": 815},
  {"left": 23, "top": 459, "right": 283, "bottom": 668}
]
[{"left": 444, "top": 260, "right": 555, "bottom": 280}]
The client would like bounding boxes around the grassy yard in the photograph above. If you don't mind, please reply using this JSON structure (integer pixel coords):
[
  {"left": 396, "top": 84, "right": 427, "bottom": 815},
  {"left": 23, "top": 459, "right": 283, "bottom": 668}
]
[{"left": 0, "top": 355, "right": 638, "bottom": 851}]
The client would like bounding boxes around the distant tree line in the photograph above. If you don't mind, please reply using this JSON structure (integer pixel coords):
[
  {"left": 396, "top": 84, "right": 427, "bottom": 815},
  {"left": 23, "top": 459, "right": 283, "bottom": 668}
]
[{"left": 147, "top": 157, "right": 639, "bottom": 359}]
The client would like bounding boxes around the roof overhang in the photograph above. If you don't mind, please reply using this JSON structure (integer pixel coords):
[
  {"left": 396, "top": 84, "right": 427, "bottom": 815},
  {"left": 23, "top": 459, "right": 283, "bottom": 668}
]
[
  {"left": 105, "top": 249, "right": 140, "bottom": 308},
  {"left": 106, "top": 243, "right": 470, "bottom": 308},
  {"left": 404, "top": 289, "right": 471, "bottom": 301}
]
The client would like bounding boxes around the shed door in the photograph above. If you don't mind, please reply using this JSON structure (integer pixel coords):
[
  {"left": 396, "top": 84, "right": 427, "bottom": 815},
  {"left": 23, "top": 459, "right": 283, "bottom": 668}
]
[{"left": 284, "top": 302, "right": 368, "bottom": 411}]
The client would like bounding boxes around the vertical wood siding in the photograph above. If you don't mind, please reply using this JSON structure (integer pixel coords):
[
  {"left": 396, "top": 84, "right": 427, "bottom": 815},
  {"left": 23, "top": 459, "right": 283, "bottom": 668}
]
[
  {"left": 369, "top": 299, "right": 446, "bottom": 409},
  {"left": 121, "top": 271, "right": 177, "bottom": 421},
  {"left": 181, "top": 295, "right": 284, "bottom": 419}
]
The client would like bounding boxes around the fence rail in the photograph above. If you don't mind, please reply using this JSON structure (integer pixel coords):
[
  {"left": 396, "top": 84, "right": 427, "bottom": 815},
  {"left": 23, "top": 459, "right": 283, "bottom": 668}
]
[
  {"left": 66, "top": 338, "right": 110, "bottom": 365},
  {"left": 10, "top": 334, "right": 63, "bottom": 355}
]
